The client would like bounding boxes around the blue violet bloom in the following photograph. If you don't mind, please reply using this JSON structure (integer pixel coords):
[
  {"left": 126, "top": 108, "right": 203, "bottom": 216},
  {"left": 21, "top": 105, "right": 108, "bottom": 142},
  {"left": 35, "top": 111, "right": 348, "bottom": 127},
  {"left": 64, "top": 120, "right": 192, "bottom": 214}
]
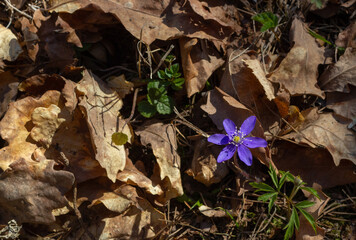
[{"left": 207, "top": 116, "right": 267, "bottom": 166}]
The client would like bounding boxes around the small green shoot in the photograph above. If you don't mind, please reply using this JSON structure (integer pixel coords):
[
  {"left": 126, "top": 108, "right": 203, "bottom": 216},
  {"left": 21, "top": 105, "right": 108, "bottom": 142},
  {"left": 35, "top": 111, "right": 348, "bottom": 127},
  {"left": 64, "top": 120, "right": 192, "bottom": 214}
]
[
  {"left": 250, "top": 165, "right": 320, "bottom": 240},
  {"left": 252, "top": 12, "right": 279, "bottom": 32},
  {"left": 111, "top": 132, "right": 128, "bottom": 145},
  {"left": 311, "top": 0, "right": 323, "bottom": 8}
]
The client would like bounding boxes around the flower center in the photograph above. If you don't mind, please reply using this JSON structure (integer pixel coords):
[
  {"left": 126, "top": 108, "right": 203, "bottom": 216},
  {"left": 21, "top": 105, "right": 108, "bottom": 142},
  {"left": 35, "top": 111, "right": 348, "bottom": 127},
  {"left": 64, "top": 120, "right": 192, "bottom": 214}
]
[{"left": 233, "top": 135, "right": 240, "bottom": 143}]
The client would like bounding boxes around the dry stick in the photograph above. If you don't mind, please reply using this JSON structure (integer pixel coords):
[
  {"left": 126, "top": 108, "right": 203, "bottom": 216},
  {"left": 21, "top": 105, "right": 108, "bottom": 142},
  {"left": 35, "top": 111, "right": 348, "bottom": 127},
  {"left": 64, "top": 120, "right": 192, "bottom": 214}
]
[
  {"left": 152, "top": 45, "right": 175, "bottom": 75},
  {"left": 118, "top": 87, "right": 139, "bottom": 132},
  {"left": 173, "top": 107, "right": 209, "bottom": 138},
  {"left": 4, "top": 0, "right": 32, "bottom": 19}
]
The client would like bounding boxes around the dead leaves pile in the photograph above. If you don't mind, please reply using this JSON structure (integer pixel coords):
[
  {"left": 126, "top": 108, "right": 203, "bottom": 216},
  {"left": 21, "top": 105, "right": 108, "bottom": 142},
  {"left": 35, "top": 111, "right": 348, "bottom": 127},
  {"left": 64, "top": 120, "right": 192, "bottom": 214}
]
[{"left": 0, "top": 0, "right": 355, "bottom": 239}]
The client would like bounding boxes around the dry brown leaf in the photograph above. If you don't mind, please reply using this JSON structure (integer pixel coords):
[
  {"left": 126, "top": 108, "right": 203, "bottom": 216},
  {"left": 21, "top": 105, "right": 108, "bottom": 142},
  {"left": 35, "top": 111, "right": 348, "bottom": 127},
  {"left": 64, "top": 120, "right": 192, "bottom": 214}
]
[
  {"left": 186, "top": 138, "right": 229, "bottom": 186},
  {"left": 107, "top": 74, "right": 134, "bottom": 99},
  {"left": 30, "top": 104, "right": 65, "bottom": 148},
  {"left": 180, "top": 38, "right": 224, "bottom": 97},
  {"left": 76, "top": 70, "right": 130, "bottom": 182},
  {"left": 220, "top": 54, "right": 280, "bottom": 133},
  {"left": 49, "top": 0, "right": 236, "bottom": 45},
  {"left": 326, "top": 85, "right": 356, "bottom": 121},
  {"left": 136, "top": 121, "right": 183, "bottom": 202},
  {"left": 201, "top": 87, "right": 273, "bottom": 166},
  {"left": 198, "top": 205, "right": 227, "bottom": 218},
  {"left": 20, "top": 17, "right": 39, "bottom": 61},
  {"left": 0, "top": 24, "right": 22, "bottom": 62},
  {"left": 336, "top": 21, "right": 356, "bottom": 48},
  {"left": 61, "top": 79, "right": 78, "bottom": 113},
  {"left": 0, "top": 158, "right": 74, "bottom": 224},
  {"left": 18, "top": 74, "right": 66, "bottom": 97},
  {"left": 0, "top": 71, "right": 18, "bottom": 118},
  {"left": 284, "top": 110, "right": 356, "bottom": 166},
  {"left": 117, "top": 157, "right": 163, "bottom": 196},
  {"left": 273, "top": 141, "right": 356, "bottom": 189},
  {"left": 0, "top": 90, "right": 62, "bottom": 171},
  {"left": 319, "top": 48, "right": 356, "bottom": 93},
  {"left": 269, "top": 18, "right": 324, "bottom": 98}
]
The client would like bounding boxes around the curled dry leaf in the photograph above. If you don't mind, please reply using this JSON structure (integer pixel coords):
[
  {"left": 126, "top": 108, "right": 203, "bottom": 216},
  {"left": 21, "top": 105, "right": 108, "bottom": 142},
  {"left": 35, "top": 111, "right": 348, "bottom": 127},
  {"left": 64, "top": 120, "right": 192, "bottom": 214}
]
[
  {"left": 49, "top": 0, "right": 236, "bottom": 45},
  {"left": 30, "top": 104, "right": 65, "bottom": 148},
  {"left": 335, "top": 21, "right": 356, "bottom": 48},
  {"left": 269, "top": 18, "right": 324, "bottom": 98},
  {"left": 179, "top": 37, "right": 225, "bottom": 97},
  {"left": 284, "top": 110, "right": 356, "bottom": 166},
  {"left": 136, "top": 121, "right": 183, "bottom": 202},
  {"left": 319, "top": 48, "right": 356, "bottom": 93},
  {"left": 0, "top": 90, "right": 61, "bottom": 171},
  {"left": 117, "top": 157, "right": 163, "bottom": 196},
  {"left": 186, "top": 138, "right": 229, "bottom": 186},
  {"left": 201, "top": 87, "right": 273, "bottom": 166},
  {"left": 273, "top": 141, "right": 356, "bottom": 189},
  {"left": 0, "top": 158, "right": 74, "bottom": 224},
  {"left": 76, "top": 70, "right": 130, "bottom": 183},
  {"left": 0, "top": 24, "right": 22, "bottom": 62}
]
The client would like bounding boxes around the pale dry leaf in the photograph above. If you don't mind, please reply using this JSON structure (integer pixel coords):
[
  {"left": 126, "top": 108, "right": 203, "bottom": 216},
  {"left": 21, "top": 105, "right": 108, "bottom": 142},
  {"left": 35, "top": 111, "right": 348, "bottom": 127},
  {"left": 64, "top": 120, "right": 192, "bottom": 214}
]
[
  {"left": 0, "top": 158, "right": 74, "bottom": 224},
  {"left": 335, "top": 21, "right": 356, "bottom": 48},
  {"left": 198, "top": 205, "right": 227, "bottom": 218},
  {"left": 117, "top": 158, "right": 163, "bottom": 196},
  {"left": 179, "top": 37, "right": 225, "bottom": 97},
  {"left": 0, "top": 90, "right": 62, "bottom": 171},
  {"left": 284, "top": 111, "right": 356, "bottom": 166},
  {"left": 0, "top": 24, "right": 22, "bottom": 61},
  {"left": 89, "top": 191, "right": 133, "bottom": 214},
  {"left": 76, "top": 70, "right": 130, "bottom": 182},
  {"left": 107, "top": 74, "right": 134, "bottom": 99},
  {"left": 201, "top": 87, "right": 273, "bottom": 167},
  {"left": 186, "top": 138, "right": 229, "bottom": 186},
  {"left": 243, "top": 59, "right": 275, "bottom": 100},
  {"left": 30, "top": 104, "right": 65, "bottom": 148},
  {"left": 136, "top": 121, "right": 183, "bottom": 202},
  {"left": 269, "top": 18, "right": 324, "bottom": 98},
  {"left": 319, "top": 48, "right": 356, "bottom": 93}
]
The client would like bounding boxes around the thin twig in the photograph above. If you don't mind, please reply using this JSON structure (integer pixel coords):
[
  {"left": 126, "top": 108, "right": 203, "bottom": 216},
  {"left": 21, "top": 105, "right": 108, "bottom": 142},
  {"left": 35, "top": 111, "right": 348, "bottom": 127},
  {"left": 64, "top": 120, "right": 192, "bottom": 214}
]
[
  {"left": 173, "top": 107, "right": 209, "bottom": 138},
  {"left": 152, "top": 45, "right": 175, "bottom": 75},
  {"left": 4, "top": 0, "right": 33, "bottom": 19}
]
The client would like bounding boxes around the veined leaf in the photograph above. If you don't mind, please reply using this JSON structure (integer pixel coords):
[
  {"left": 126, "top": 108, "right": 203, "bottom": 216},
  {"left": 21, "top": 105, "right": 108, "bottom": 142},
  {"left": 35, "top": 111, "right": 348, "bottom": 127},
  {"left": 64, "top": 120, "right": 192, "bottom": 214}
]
[
  {"left": 297, "top": 208, "right": 317, "bottom": 234},
  {"left": 301, "top": 187, "right": 320, "bottom": 199},
  {"left": 250, "top": 182, "right": 276, "bottom": 192},
  {"left": 269, "top": 164, "right": 279, "bottom": 188},
  {"left": 258, "top": 191, "right": 278, "bottom": 202},
  {"left": 295, "top": 200, "right": 315, "bottom": 209}
]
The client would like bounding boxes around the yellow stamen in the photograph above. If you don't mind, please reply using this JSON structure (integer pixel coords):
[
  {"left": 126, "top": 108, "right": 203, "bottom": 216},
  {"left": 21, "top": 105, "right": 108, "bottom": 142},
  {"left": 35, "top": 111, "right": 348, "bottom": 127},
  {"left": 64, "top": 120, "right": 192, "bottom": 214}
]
[{"left": 233, "top": 135, "right": 240, "bottom": 143}]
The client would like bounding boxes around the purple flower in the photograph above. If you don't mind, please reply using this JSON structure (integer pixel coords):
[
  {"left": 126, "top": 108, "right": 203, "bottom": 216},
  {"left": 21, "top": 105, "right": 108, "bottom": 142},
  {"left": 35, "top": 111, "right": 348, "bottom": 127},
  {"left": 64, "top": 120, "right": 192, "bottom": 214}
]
[{"left": 207, "top": 116, "right": 267, "bottom": 166}]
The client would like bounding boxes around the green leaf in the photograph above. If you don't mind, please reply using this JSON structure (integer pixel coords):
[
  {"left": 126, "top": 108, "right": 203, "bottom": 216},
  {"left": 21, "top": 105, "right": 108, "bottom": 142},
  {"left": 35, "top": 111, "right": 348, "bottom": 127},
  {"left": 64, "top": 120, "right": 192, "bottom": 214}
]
[
  {"left": 268, "top": 194, "right": 277, "bottom": 213},
  {"left": 164, "top": 54, "right": 176, "bottom": 63},
  {"left": 311, "top": 0, "right": 323, "bottom": 8},
  {"left": 285, "top": 172, "right": 295, "bottom": 182},
  {"left": 284, "top": 216, "right": 295, "bottom": 240},
  {"left": 250, "top": 182, "right": 276, "bottom": 192},
  {"left": 297, "top": 208, "right": 317, "bottom": 234},
  {"left": 278, "top": 171, "right": 289, "bottom": 191},
  {"left": 292, "top": 207, "right": 300, "bottom": 230},
  {"left": 295, "top": 200, "right": 315, "bottom": 209},
  {"left": 138, "top": 100, "right": 157, "bottom": 118},
  {"left": 147, "top": 87, "right": 163, "bottom": 104},
  {"left": 112, "top": 132, "right": 128, "bottom": 145},
  {"left": 269, "top": 165, "right": 279, "bottom": 189},
  {"left": 165, "top": 68, "right": 173, "bottom": 78},
  {"left": 157, "top": 70, "right": 166, "bottom": 79},
  {"left": 301, "top": 187, "right": 320, "bottom": 199},
  {"left": 252, "top": 12, "right": 278, "bottom": 32},
  {"left": 258, "top": 191, "right": 278, "bottom": 202},
  {"left": 156, "top": 95, "right": 173, "bottom": 114},
  {"left": 171, "top": 77, "right": 185, "bottom": 90},
  {"left": 171, "top": 63, "right": 179, "bottom": 73},
  {"left": 147, "top": 80, "right": 165, "bottom": 92}
]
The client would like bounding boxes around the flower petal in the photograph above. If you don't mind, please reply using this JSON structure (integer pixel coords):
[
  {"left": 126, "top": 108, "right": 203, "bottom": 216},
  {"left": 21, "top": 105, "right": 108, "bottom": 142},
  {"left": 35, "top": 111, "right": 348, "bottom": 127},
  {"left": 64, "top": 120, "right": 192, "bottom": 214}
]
[
  {"left": 240, "top": 116, "right": 256, "bottom": 136},
  {"left": 237, "top": 144, "right": 253, "bottom": 166},
  {"left": 223, "top": 119, "right": 236, "bottom": 136},
  {"left": 242, "top": 137, "right": 268, "bottom": 148},
  {"left": 207, "top": 134, "right": 229, "bottom": 145},
  {"left": 217, "top": 144, "right": 236, "bottom": 163}
]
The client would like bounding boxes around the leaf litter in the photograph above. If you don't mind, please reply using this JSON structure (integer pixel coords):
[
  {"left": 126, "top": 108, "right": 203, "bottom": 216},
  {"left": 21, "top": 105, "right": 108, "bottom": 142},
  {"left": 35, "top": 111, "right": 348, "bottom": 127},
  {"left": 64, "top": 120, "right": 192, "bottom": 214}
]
[{"left": 0, "top": 0, "right": 355, "bottom": 239}]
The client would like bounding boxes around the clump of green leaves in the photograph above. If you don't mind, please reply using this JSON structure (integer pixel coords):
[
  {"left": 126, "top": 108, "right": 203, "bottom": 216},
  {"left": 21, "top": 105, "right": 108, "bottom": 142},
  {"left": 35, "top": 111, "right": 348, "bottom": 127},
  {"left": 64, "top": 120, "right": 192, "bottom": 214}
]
[
  {"left": 250, "top": 165, "right": 320, "bottom": 240},
  {"left": 138, "top": 56, "right": 184, "bottom": 118},
  {"left": 311, "top": 0, "right": 323, "bottom": 8},
  {"left": 252, "top": 12, "right": 279, "bottom": 32}
]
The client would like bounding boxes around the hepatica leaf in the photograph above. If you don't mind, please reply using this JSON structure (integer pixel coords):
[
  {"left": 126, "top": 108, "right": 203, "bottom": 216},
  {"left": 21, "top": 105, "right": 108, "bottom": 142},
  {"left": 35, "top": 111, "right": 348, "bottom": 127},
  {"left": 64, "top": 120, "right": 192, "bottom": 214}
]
[{"left": 252, "top": 12, "right": 278, "bottom": 32}]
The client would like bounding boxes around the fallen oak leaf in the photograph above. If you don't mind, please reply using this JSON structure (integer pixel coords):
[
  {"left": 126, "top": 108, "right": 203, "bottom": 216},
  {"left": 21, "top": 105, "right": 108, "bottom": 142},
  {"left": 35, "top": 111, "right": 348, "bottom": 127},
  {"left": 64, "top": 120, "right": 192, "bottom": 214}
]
[{"left": 0, "top": 24, "right": 22, "bottom": 61}]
